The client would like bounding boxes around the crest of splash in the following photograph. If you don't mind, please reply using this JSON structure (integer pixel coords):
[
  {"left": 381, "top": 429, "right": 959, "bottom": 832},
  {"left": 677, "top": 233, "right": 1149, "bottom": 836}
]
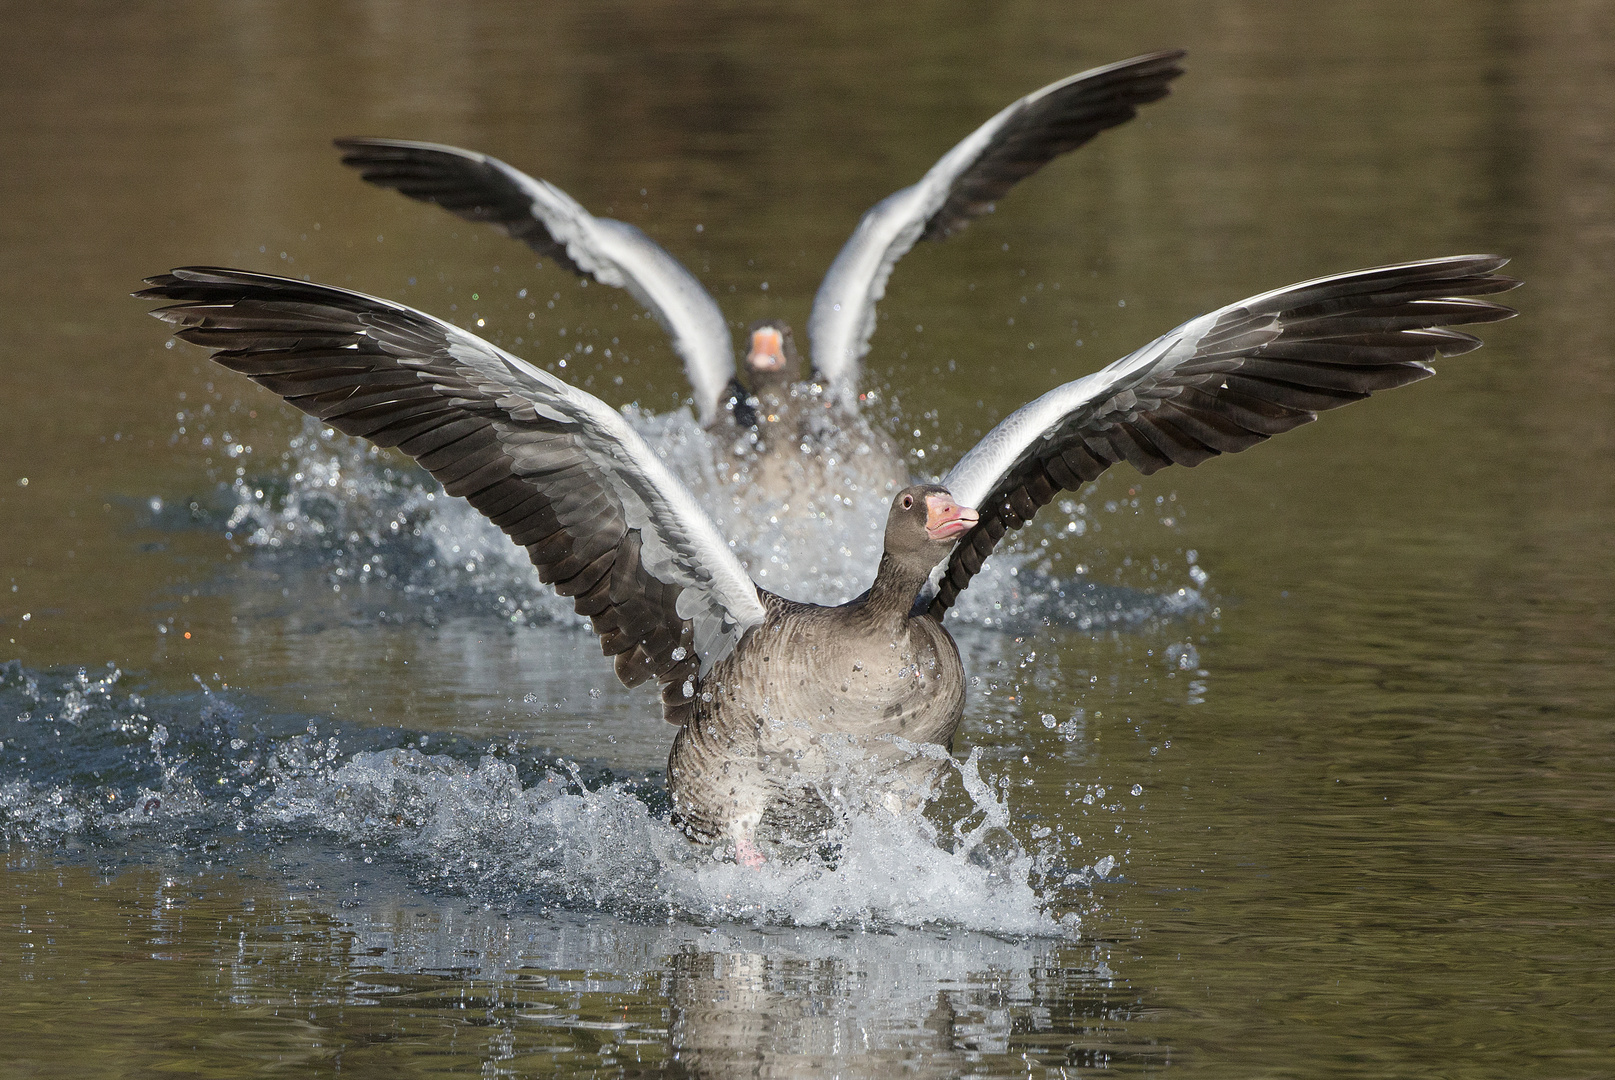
[
  {"left": 0, "top": 661, "right": 225, "bottom": 839},
  {"left": 257, "top": 741, "right": 1074, "bottom": 935},
  {"left": 219, "top": 418, "right": 580, "bottom": 625},
  {"left": 1, "top": 662, "right": 1124, "bottom": 932},
  {"left": 624, "top": 404, "right": 901, "bottom": 605},
  {"left": 216, "top": 414, "right": 1205, "bottom": 627}
]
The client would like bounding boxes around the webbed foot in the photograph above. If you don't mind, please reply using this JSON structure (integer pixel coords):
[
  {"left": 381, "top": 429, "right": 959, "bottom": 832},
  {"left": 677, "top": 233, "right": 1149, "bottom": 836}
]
[{"left": 735, "top": 836, "right": 766, "bottom": 868}]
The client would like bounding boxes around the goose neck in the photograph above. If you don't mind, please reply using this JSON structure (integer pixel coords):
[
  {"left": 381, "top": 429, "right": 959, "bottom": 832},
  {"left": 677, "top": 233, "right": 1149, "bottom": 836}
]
[{"left": 865, "top": 551, "right": 933, "bottom": 620}]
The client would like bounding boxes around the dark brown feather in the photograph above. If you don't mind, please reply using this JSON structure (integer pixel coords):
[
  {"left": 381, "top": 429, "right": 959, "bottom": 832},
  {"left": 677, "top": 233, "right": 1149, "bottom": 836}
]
[
  {"left": 921, "top": 51, "right": 1186, "bottom": 242},
  {"left": 141, "top": 267, "right": 705, "bottom": 725},
  {"left": 334, "top": 139, "right": 587, "bottom": 274},
  {"left": 927, "top": 257, "right": 1518, "bottom": 618}
]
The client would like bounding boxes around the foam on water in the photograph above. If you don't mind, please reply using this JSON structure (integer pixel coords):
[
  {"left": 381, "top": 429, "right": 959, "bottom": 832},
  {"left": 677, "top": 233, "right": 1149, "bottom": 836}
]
[
  {"left": 0, "top": 662, "right": 1105, "bottom": 935},
  {"left": 263, "top": 744, "right": 1069, "bottom": 934}
]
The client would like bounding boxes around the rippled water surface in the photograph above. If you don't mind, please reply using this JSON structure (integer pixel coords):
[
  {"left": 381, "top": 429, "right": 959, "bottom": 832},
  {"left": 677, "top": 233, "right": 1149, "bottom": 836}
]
[{"left": 3, "top": 1, "right": 1613, "bottom": 1076}]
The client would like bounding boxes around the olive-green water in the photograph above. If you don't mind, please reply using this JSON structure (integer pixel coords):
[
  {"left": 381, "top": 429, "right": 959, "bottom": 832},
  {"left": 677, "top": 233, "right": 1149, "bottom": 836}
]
[{"left": 2, "top": 1, "right": 1612, "bottom": 1076}]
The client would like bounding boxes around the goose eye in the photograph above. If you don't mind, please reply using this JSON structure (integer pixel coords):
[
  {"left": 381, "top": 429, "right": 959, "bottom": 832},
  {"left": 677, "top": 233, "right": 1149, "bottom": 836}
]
[{"left": 901, "top": 494, "right": 914, "bottom": 509}]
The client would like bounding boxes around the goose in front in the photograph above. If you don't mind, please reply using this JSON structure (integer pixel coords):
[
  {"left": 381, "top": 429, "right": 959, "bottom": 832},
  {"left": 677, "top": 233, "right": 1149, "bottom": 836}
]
[
  {"left": 140, "top": 254, "right": 1517, "bottom": 863},
  {"left": 333, "top": 50, "right": 1187, "bottom": 503}
]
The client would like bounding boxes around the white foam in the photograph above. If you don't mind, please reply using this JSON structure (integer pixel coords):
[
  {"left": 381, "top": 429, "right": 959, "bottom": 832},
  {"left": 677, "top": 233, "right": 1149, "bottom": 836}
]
[{"left": 256, "top": 744, "right": 1081, "bottom": 935}]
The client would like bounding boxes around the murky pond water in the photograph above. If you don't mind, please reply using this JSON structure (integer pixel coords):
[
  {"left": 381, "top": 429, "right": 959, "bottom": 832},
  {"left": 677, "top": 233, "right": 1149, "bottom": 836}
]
[{"left": 3, "top": 1, "right": 1613, "bottom": 1076}]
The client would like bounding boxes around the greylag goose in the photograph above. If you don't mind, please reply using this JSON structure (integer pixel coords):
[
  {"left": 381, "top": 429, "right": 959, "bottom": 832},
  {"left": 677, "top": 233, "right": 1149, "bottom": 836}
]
[
  {"left": 139, "top": 254, "right": 1516, "bottom": 863},
  {"left": 725, "top": 318, "right": 905, "bottom": 506},
  {"left": 332, "top": 50, "right": 1186, "bottom": 501}
]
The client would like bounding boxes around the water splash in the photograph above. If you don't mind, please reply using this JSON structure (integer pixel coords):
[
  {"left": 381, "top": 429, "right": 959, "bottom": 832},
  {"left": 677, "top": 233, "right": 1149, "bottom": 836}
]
[
  {"left": 217, "top": 419, "right": 580, "bottom": 626},
  {"left": 195, "top": 414, "right": 1205, "bottom": 630},
  {"left": 0, "top": 662, "right": 1107, "bottom": 935},
  {"left": 260, "top": 743, "right": 1066, "bottom": 933},
  {"left": 623, "top": 405, "right": 900, "bottom": 606}
]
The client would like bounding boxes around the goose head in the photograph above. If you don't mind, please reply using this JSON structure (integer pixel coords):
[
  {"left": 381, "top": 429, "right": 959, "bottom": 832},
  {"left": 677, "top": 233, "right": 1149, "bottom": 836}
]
[
  {"left": 742, "top": 320, "right": 804, "bottom": 404},
  {"left": 884, "top": 485, "right": 979, "bottom": 569}
]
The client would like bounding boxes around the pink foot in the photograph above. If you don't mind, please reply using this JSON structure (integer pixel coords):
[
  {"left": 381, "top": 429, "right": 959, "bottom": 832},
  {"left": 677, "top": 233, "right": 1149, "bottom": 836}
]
[{"left": 735, "top": 836, "right": 766, "bottom": 868}]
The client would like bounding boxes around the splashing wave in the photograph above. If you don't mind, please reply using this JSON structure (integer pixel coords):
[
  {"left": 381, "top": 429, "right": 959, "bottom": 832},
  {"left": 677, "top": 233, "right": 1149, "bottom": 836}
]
[{"left": 0, "top": 661, "right": 1103, "bottom": 935}]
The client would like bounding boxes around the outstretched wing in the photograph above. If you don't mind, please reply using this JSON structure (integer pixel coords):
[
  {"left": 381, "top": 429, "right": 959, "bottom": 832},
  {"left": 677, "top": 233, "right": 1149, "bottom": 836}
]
[
  {"left": 139, "top": 267, "right": 767, "bottom": 724},
  {"left": 335, "top": 138, "right": 736, "bottom": 425},
  {"left": 807, "top": 50, "right": 1186, "bottom": 404},
  {"left": 931, "top": 255, "right": 1519, "bottom": 617}
]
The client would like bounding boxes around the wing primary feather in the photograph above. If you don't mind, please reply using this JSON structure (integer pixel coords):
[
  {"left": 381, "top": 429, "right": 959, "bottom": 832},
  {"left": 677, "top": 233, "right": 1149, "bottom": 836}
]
[
  {"left": 929, "top": 255, "right": 1518, "bottom": 616},
  {"left": 334, "top": 138, "right": 736, "bottom": 424},
  {"left": 808, "top": 50, "right": 1186, "bottom": 403},
  {"left": 140, "top": 266, "right": 765, "bottom": 724}
]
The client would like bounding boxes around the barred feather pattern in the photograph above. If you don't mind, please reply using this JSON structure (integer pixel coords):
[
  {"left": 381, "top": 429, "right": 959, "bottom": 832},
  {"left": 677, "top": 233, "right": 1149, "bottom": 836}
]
[
  {"left": 929, "top": 256, "right": 1519, "bottom": 618},
  {"left": 139, "top": 267, "right": 770, "bottom": 725}
]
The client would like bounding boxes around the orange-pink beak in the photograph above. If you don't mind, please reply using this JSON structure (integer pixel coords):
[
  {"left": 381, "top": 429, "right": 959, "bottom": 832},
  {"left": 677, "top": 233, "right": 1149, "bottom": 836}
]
[
  {"left": 924, "top": 492, "right": 979, "bottom": 541},
  {"left": 747, "top": 326, "right": 787, "bottom": 372}
]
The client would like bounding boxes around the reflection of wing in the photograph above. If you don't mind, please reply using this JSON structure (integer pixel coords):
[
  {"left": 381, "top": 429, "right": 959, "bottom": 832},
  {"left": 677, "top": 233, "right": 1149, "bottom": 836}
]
[
  {"left": 807, "top": 50, "right": 1186, "bottom": 404},
  {"left": 140, "top": 267, "right": 767, "bottom": 724},
  {"left": 335, "top": 138, "right": 735, "bottom": 425},
  {"left": 931, "top": 256, "right": 1519, "bottom": 617}
]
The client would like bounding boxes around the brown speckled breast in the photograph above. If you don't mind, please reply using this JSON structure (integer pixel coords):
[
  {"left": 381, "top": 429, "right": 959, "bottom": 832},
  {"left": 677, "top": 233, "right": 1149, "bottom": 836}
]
[{"left": 668, "top": 596, "right": 964, "bottom": 843}]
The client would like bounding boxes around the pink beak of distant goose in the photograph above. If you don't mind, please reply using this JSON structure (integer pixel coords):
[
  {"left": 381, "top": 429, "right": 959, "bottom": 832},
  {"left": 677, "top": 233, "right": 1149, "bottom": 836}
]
[{"left": 746, "top": 325, "right": 788, "bottom": 373}]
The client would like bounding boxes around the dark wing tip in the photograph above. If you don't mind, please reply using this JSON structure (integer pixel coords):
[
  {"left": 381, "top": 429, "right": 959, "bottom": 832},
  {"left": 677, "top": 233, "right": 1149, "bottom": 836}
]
[
  {"left": 1054, "top": 47, "right": 1189, "bottom": 92},
  {"left": 1112, "top": 47, "right": 1188, "bottom": 79},
  {"left": 918, "top": 49, "right": 1189, "bottom": 243},
  {"left": 137, "top": 265, "right": 304, "bottom": 299},
  {"left": 333, "top": 135, "right": 451, "bottom": 153},
  {"left": 328, "top": 138, "right": 570, "bottom": 262},
  {"left": 331, "top": 136, "right": 493, "bottom": 178},
  {"left": 928, "top": 253, "right": 1520, "bottom": 617},
  {"left": 138, "top": 268, "right": 386, "bottom": 336},
  {"left": 133, "top": 274, "right": 178, "bottom": 299},
  {"left": 334, "top": 135, "right": 407, "bottom": 167},
  {"left": 136, "top": 267, "right": 229, "bottom": 307}
]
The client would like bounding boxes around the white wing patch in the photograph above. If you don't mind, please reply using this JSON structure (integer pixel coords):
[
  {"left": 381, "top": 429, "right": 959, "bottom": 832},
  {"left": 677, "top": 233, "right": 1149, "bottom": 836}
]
[
  {"left": 514, "top": 176, "right": 736, "bottom": 425},
  {"left": 442, "top": 331, "right": 767, "bottom": 670}
]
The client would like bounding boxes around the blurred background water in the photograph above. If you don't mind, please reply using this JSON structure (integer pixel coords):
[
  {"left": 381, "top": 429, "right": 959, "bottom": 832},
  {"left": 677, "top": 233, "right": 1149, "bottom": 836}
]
[{"left": 1, "top": 1, "right": 1612, "bottom": 1076}]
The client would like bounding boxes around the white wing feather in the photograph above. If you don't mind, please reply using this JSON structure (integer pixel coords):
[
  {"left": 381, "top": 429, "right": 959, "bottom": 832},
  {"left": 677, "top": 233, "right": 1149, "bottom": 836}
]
[
  {"left": 941, "top": 318, "right": 1216, "bottom": 510},
  {"left": 808, "top": 52, "right": 1185, "bottom": 405},
  {"left": 517, "top": 176, "right": 737, "bottom": 424},
  {"left": 432, "top": 322, "right": 767, "bottom": 669}
]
